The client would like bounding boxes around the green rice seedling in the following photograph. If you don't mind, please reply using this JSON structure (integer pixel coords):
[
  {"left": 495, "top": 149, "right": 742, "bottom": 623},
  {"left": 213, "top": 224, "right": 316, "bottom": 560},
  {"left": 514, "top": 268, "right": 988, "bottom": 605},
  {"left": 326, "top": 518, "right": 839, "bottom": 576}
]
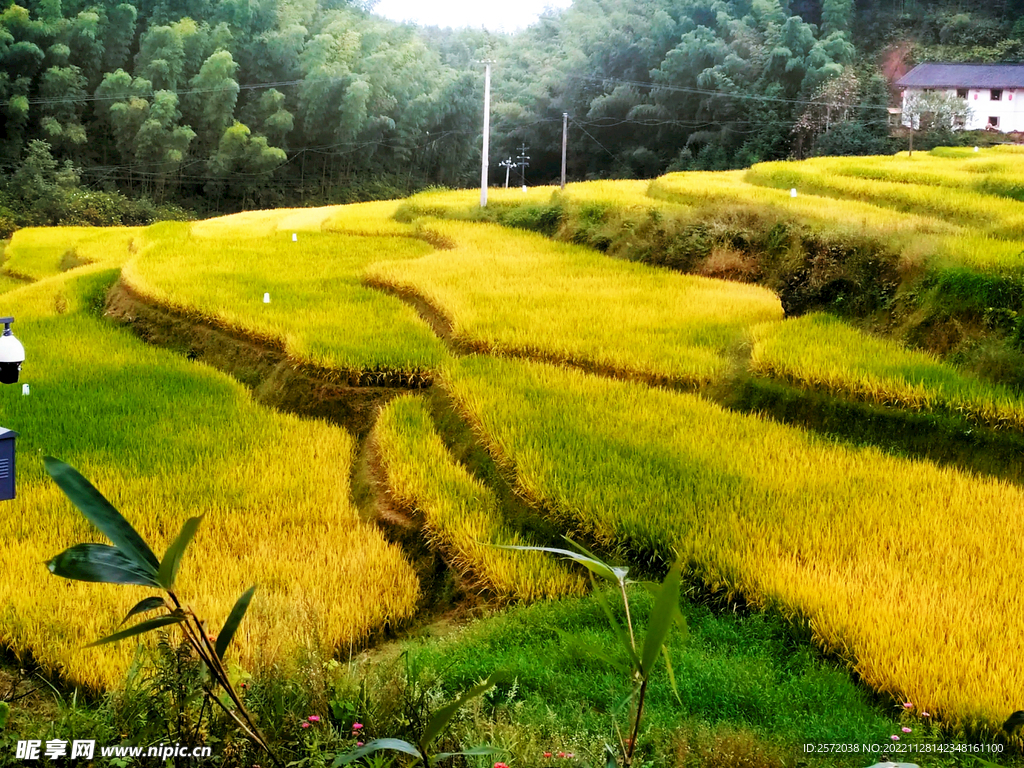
[
  {"left": 439, "top": 354, "right": 1024, "bottom": 728},
  {"left": 374, "top": 394, "right": 583, "bottom": 600},
  {"left": 366, "top": 218, "right": 782, "bottom": 386},
  {"left": 0, "top": 266, "right": 420, "bottom": 689},
  {"left": 123, "top": 226, "right": 448, "bottom": 372},
  {"left": 4, "top": 226, "right": 143, "bottom": 280},
  {"left": 749, "top": 312, "right": 1024, "bottom": 428}
]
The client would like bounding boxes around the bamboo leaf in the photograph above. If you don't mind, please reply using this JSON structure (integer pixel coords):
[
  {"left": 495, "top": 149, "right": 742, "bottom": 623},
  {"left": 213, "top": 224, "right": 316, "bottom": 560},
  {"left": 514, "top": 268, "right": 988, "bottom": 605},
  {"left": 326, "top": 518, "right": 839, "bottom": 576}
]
[
  {"left": 640, "top": 562, "right": 682, "bottom": 677},
  {"left": 661, "top": 645, "right": 681, "bottom": 705},
  {"left": 88, "top": 614, "right": 185, "bottom": 647},
  {"left": 47, "top": 543, "right": 160, "bottom": 587},
  {"left": 421, "top": 670, "right": 508, "bottom": 748},
  {"left": 215, "top": 585, "right": 257, "bottom": 660},
  {"left": 157, "top": 515, "right": 204, "bottom": 590},
  {"left": 120, "top": 597, "right": 167, "bottom": 625},
  {"left": 491, "top": 543, "right": 624, "bottom": 585},
  {"left": 592, "top": 578, "right": 640, "bottom": 669},
  {"left": 44, "top": 457, "right": 159, "bottom": 576},
  {"left": 332, "top": 739, "right": 423, "bottom": 767}
]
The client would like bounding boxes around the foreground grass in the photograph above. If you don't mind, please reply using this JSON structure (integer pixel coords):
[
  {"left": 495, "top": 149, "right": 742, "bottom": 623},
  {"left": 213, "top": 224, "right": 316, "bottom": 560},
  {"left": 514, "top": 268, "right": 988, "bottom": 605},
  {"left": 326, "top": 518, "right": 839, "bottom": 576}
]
[
  {"left": 440, "top": 355, "right": 1024, "bottom": 729},
  {"left": 8, "top": 590, "right": 922, "bottom": 768},
  {"left": 0, "top": 268, "right": 419, "bottom": 689},
  {"left": 123, "top": 222, "right": 448, "bottom": 372},
  {"left": 380, "top": 590, "right": 919, "bottom": 768}
]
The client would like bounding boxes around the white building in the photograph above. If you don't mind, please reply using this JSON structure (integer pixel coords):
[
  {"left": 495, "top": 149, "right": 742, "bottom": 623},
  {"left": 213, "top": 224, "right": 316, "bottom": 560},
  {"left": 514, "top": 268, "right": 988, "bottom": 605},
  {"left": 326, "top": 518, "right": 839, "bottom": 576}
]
[{"left": 897, "top": 63, "right": 1024, "bottom": 132}]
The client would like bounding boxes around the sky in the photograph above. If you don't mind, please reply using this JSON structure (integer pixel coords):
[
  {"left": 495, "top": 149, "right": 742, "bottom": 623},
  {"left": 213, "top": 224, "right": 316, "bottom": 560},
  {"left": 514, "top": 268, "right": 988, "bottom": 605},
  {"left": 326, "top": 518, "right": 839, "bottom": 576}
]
[{"left": 371, "top": 0, "right": 574, "bottom": 33}]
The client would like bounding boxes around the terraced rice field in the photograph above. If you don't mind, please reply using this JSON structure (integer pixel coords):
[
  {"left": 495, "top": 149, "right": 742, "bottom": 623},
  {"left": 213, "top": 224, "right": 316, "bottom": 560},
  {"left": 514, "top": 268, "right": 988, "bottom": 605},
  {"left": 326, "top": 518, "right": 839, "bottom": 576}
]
[
  {"left": 9, "top": 147, "right": 1024, "bottom": 737},
  {"left": 0, "top": 266, "right": 419, "bottom": 688}
]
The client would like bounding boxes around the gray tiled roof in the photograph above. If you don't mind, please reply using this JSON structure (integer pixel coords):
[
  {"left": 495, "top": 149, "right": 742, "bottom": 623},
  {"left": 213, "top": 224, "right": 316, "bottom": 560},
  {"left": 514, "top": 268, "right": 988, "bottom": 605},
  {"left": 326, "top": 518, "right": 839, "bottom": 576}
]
[{"left": 897, "top": 63, "right": 1024, "bottom": 88}]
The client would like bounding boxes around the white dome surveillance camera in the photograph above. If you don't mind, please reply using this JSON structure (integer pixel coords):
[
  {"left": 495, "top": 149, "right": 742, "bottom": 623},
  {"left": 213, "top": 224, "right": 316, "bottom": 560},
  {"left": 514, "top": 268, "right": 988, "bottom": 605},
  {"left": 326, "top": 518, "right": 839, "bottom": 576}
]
[{"left": 0, "top": 317, "right": 25, "bottom": 384}]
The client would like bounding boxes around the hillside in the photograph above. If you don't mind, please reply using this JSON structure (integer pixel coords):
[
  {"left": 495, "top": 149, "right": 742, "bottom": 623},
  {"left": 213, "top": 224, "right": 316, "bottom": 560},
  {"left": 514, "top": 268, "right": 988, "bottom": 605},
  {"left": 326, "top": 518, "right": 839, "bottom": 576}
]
[{"left": 2, "top": 0, "right": 1022, "bottom": 224}]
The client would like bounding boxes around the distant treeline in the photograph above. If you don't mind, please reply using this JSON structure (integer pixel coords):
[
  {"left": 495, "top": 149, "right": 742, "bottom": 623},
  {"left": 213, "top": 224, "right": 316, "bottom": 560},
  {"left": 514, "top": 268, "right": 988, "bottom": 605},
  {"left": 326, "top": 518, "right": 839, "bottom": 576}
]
[{"left": 2, "top": 0, "right": 1023, "bottom": 221}]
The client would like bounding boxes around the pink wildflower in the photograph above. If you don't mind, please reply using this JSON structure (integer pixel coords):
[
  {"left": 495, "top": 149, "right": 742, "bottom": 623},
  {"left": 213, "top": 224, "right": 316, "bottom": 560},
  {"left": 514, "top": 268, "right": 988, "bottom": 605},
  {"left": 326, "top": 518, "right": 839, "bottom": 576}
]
[
  {"left": 902, "top": 727, "right": 912, "bottom": 733},
  {"left": 357, "top": 743, "right": 364, "bottom": 748},
  {"left": 902, "top": 702, "right": 913, "bottom": 709},
  {"left": 352, "top": 723, "right": 364, "bottom": 731},
  {"left": 301, "top": 722, "right": 310, "bottom": 729},
  {"left": 543, "top": 753, "right": 552, "bottom": 759},
  {"left": 557, "top": 752, "right": 565, "bottom": 758},
  {"left": 494, "top": 763, "right": 509, "bottom": 768},
  {"left": 308, "top": 715, "right": 321, "bottom": 723},
  {"left": 922, "top": 711, "right": 930, "bottom": 717},
  {"left": 566, "top": 754, "right": 574, "bottom": 759},
  {"left": 891, "top": 735, "right": 900, "bottom": 741}
]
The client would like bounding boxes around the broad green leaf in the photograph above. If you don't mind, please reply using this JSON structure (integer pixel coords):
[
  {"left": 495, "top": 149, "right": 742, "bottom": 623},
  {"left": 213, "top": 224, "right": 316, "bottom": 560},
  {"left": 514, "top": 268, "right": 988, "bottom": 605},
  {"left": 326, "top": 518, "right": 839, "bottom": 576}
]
[
  {"left": 640, "top": 562, "right": 682, "bottom": 677},
  {"left": 120, "top": 597, "right": 167, "bottom": 625},
  {"left": 88, "top": 613, "right": 185, "bottom": 647},
  {"left": 332, "top": 739, "right": 423, "bottom": 767},
  {"left": 661, "top": 645, "right": 681, "bottom": 705},
  {"left": 492, "top": 544, "right": 624, "bottom": 585},
  {"left": 561, "top": 537, "right": 629, "bottom": 584},
  {"left": 157, "top": 515, "right": 203, "bottom": 590},
  {"left": 421, "top": 670, "right": 508, "bottom": 748},
  {"left": 604, "top": 744, "right": 619, "bottom": 768},
  {"left": 215, "top": 585, "right": 256, "bottom": 660},
  {"left": 47, "top": 543, "right": 160, "bottom": 587},
  {"left": 44, "top": 457, "right": 159, "bottom": 576},
  {"left": 592, "top": 579, "right": 639, "bottom": 668},
  {"left": 0, "top": 701, "right": 9, "bottom": 730}
]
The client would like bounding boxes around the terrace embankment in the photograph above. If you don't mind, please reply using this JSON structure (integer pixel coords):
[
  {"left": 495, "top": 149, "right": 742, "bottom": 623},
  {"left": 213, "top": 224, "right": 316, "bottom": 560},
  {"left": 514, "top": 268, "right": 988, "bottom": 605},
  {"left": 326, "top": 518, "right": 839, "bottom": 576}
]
[{"left": 105, "top": 279, "right": 423, "bottom": 437}]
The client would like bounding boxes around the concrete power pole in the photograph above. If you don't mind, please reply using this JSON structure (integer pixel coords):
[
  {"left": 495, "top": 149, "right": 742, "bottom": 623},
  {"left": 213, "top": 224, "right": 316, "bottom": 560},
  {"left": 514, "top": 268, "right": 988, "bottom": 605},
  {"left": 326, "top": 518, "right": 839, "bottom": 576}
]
[
  {"left": 480, "top": 61, "right": 492, "bottom": 207},
  {"left": 561, "top": 112, "right": 568, "bottom": 190}
]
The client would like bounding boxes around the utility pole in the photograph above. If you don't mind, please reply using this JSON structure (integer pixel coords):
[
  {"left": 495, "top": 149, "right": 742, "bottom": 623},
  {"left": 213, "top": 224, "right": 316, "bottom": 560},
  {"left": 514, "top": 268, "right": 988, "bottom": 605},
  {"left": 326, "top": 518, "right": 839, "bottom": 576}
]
[
  {"left": 499, "top": 157, "right": 514, "bottom": 188},
  {"left": 479, "top": 61, "right": 492, "bottom": 207},
  {"left": 561, "top": 112, "right": 568, "bottom": 190},
  {"left": 516, "top": 143, "right": 530, "bottom": 191}
]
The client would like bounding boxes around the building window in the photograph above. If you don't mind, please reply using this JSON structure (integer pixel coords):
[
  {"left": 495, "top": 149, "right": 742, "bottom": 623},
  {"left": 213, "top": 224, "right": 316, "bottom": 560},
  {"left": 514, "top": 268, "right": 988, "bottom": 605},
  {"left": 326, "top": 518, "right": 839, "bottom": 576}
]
[
  {"left": 992, "top": 89, "right": 1003, "bottom": 100},
  {"left": 954, "top": 114, "right": 966, "bottom": 129},
  {"left": 957, "top": 88, "right": 969, "bottom": 98},
  {"left": 989, "top": 115, "right": 1000, "bottom": 127}
]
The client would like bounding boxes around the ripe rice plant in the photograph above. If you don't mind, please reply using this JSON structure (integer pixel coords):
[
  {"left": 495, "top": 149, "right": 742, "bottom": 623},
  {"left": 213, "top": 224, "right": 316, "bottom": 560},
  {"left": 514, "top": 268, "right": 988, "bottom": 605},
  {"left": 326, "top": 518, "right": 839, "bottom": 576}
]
[
  {"left": 366, "top": 218, "right": 782, "bottom": 386},
  {"left": 5, "top": 226, "right": 143, "bottom": 280},
  {"left": 323, "top": 200, "right": 422, "bottom": 237},
  {"left": 745, "top": 160, "right": 1024, "bottom": 238},
  {"left": 374, "top": 394, "right": 583, "bottom": 600},
  {"left": 122, "top": 226, "right": 448, "bottom": 372},
  {"left": 440, "top": 354, "right": 1024, "bottom": 728},
  {"left": 750, "top": 312, "right": 1024, "bottom": 428},
  {"left": 649, "top": 171, "right": 955, "bottom": 239},
  {"left": 0, "top": 266, "right": 420, "bottom": 689},
  {"left": 190, "top": 206, "right": 342, "bottom": 238}
]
